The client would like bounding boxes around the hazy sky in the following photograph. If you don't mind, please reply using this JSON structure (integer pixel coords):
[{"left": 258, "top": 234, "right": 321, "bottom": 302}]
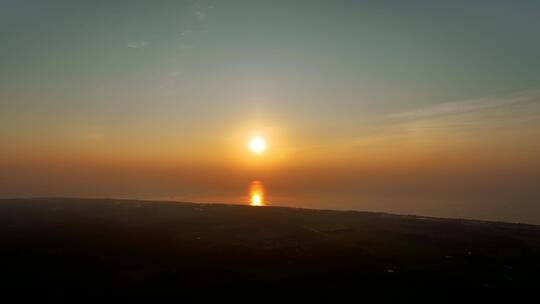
[{"left": 1, "top": 0, "right": 540, "bottom": 223}]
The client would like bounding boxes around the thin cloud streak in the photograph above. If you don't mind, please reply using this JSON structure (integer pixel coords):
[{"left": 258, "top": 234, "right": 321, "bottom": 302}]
[
  {"left": 126, "top": 41, "right": 150, "bottom": 49},
  {"left": 388, "top": 89, "right": 540, "bottom": 121},
  {"left": 342, "top": 89, "right": 540, "bottom": 156}
]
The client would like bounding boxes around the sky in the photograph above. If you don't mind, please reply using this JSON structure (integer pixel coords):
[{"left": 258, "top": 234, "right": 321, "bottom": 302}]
[{"left": 1, "top": 0, "right": 540, "bottom": 224}]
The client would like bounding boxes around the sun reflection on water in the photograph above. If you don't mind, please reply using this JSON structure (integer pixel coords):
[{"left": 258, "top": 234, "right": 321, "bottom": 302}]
[{"left": 249, "top": 181, "right": 266, "bottom": 206}]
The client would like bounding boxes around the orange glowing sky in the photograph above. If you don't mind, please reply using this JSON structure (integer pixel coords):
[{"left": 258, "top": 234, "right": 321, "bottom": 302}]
[{"left": 1, "top": 0, "right": 540, "bottom": 224}]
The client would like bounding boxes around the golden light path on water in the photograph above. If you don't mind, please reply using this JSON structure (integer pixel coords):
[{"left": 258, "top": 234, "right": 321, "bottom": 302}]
[{"left": 249, "top": 181, "right": 266, "bottom": 206}]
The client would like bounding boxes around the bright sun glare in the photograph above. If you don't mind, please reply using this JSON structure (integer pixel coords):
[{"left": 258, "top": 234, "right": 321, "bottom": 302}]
[
  {"left": 248, "top": 137, "right": 266, "bottom": 154},
  {"left": 249, "top": 181, "right": 265, "bottom": 206},
  {"left": 251, "top": 194, "right": 262, "bottom": 206}
]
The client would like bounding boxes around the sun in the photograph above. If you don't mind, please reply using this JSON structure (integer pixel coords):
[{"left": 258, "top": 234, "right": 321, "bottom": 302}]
[{"left": 248, "top": 137, "right": 266, "bottom": 154}]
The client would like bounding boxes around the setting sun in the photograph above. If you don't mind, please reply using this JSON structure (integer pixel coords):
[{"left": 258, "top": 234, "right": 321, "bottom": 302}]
[{"left": 248, "top": 137, "right": 266, "bottom": 154}]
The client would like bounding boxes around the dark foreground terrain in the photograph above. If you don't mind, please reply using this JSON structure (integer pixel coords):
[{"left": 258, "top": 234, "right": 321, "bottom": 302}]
[{"left": 1, "top": 198, "right": 539, "bottom": 299}]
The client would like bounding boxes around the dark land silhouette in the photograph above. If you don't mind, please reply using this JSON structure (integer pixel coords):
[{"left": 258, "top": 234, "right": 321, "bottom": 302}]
[{"left": 1, "top": 198, "right": 539, "bottom": 300}]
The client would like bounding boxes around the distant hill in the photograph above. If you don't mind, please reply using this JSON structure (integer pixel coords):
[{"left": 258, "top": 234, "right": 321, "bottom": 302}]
[{"left": 1, "top": 198, "right": 539, "bottom": 299}]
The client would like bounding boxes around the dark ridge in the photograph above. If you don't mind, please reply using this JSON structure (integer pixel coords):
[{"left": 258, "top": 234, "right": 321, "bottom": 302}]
[{"left": 1, "top": 198, "right": 539, "bottom": 299}]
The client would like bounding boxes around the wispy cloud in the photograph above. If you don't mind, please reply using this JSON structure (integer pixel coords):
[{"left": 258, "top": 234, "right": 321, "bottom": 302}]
[
  {"left": 126, "top": 41, "right": 150, "bottom": 49},
  {"left": 179, "top": 29, "right": 193, "bottom": 38},
  {"left": 388, "top": 89, "right": 540, "bottom": 121},
  {"left": 195, "top": 10, "right": 208, "bottom": 21},
  {"left": 343, "top": 89, "right": 540, "bottom": 153}
]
